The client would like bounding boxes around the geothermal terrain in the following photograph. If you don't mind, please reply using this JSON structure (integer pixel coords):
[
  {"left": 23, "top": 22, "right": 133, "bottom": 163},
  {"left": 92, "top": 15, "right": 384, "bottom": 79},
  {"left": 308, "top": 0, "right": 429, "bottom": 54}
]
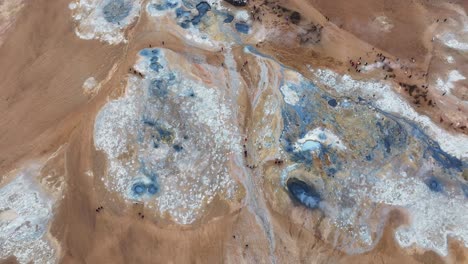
[{"left": 0, "top": 0, "right": 467, "bottom": 263}]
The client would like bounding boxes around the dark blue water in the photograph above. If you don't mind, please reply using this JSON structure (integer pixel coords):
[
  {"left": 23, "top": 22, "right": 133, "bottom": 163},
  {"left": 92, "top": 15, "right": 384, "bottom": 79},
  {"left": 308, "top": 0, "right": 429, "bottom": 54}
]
[
  {"left": 235, "top": 23, "right": 250, "bottom": 34},
  {"left": 278, "top": 76, "right": 467, "bottom": 203},
  {"left": 287, "top": 178, "right": 321, "bottom": 209},
  {"left": 426, "top": 177, "right": 443, "bottom": 193},
  {"left": 192, "top": 2, "right": 211, "bottom": 25}
]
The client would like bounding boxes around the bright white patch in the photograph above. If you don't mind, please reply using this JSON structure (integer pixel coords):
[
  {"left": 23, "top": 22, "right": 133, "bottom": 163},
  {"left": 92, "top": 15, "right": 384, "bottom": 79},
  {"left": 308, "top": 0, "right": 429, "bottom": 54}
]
[
  {"left": 69, "top": 0, "right": 142, "bottom": 45},
  {"left": 146, "top": 0, "right": 180, "bottom": 17},
  {"left": 147, "top": 8, "right": 224, "bottom": 50},
  {"left": 295, "top": 127, "right": 347, "bottom": 152},
  {"left": 0, "top": 167, "right": 58, "bottom": 264},
  {"left": 235, "top": 10, "right": 250, "bottom": 22},
  {"left": 438, "top": 32, "right": 468, "bottom": 51},
  {"left": 435, "top": 70, "right": 466, "bottom": 94},
  {"left": 94, "top": 49, "right": 239, "bottom": 224},
  {"left": 374, "top": 16, "right": 393, "bottom": 32},
  {"left": 436, "top": 8, "right": 468, "bottom": 52},
  {"left": 361, "top": 61, "right": 384, "bottom": 72},
  {"left": 372, "top": 177, "right": 468, "bottom": 256},
  {"left": 308, "top": 66, "right": 468, "bottom": 255},
  {"left": 311, "top": 67, "right": 468, "bottom": 159},
  {"left": 82, "top": 77, "right": 98, "bottom": 93},
  {"left": 300, "top": 141, "right": 321, "bottom": 152},
  {"left": 446, "top": 55, "right": 455, "bottom": 64},
  {"left": 280, "top": 84, "right": 300, "bottom": 105},
  {"left": 184, "top": 28, "right": 223, "bottom": 49}
]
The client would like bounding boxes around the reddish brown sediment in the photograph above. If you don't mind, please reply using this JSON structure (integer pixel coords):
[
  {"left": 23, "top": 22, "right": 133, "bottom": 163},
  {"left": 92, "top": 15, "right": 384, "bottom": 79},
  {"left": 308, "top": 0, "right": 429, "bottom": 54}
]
[
  {"left": 0, "top": 0, "right": 467, "bottom": 263},
  {"left": 243, "top": 0, "right": 467, "bottom": 135}
]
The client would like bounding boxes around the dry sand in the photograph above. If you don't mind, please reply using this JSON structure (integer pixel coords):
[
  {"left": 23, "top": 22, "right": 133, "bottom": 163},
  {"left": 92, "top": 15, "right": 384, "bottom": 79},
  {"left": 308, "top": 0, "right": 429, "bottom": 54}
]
[{"left": 0, "top": 0, "right": 467, "bottom": 263}]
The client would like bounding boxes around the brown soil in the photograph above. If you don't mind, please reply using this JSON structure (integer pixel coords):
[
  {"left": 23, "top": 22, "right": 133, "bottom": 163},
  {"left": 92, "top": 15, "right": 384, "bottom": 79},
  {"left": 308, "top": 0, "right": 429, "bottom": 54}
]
[{"left": 0, "top": 0, "right": 466, "bottom": 263}]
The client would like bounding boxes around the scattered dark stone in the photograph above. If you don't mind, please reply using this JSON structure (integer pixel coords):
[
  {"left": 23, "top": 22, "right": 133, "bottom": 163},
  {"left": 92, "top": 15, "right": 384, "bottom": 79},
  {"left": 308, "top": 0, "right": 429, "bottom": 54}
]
[
  {"left": 173, "top": 144, "right": 184, "bottom": 152},
  {"left": 407, "top": 85, "right": 417, "bottom": 96},
  {"left": 298, "top": 23, "right": 322, "bottom": 44},
  {"left": 327, "top": 99, "right": 337, "bottom": 107},
  {"left": 290, "top": 11, "right": 301, "bottom": 24},
  {"left": 223, "top": 0, "right": 247, "bottom": 7},
  {"left": 399, "top": 82, "right": 418, "bottom": 96}
]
